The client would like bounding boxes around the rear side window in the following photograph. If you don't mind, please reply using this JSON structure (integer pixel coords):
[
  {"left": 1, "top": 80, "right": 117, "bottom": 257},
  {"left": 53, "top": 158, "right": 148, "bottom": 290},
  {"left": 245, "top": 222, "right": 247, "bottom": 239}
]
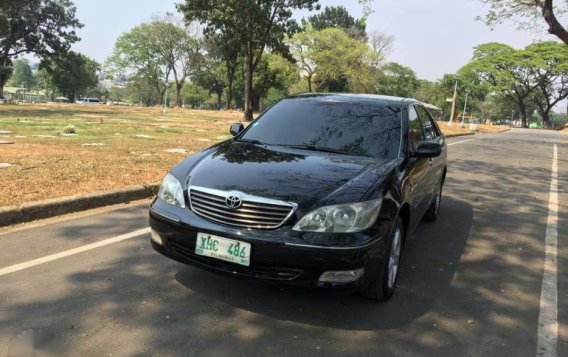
[
  {"left": 416, "top": 106, "right": 440, "bottom": 141},
  {"left": 408, "top": 106, "right": 425, "bottom": 151}
]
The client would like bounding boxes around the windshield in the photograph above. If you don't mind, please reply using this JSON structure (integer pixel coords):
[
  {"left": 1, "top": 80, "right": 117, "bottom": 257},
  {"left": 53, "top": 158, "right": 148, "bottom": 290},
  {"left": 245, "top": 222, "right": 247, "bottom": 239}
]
[{"left": 240, "top": 97, "right": 402, "bottom": 159}]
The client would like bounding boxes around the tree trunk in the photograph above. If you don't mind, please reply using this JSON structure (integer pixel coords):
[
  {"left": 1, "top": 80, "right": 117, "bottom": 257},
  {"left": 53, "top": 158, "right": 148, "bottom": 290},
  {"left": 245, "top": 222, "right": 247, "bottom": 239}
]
[
  {"left": 0, "top": 59, "right": 12, "bottom": 100},
  {"left": 157, "top": 86, "right": 165, "bottom": 106},
  {"left": 244, "top": 42, "right": 254, "bottom": 121},
  {"left": 542, "top": 111, "right": 550, "bottom": 128},
  {"left": 542, "top": 0, "right": 568, "bottom": 46},
  {"left": 176, "top": 84, "right": 183, "bottom": 108},
  {"left": 226, "top": 65, "right": 235, "bottom": 110},
  {"left": 307, "top": 74, "right": 313, "bottom": 92},
  {"left": 216, "top": 90, "right": 222, "bottom": 110},
  {"left": 519, "top": 100, "right": 527, "bottom": 128},
  {"left": 253, "top": 93, "right": 261, "bottom": 112}
]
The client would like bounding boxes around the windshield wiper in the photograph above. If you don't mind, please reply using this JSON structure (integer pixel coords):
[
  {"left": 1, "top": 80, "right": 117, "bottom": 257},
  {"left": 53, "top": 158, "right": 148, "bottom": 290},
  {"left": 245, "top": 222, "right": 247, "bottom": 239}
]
[
  {"left": 282, "top": 144, "right": 352, "bottom": 155},
  {"left": 235, "top": 138, "right": 266, "bottom": 145}
]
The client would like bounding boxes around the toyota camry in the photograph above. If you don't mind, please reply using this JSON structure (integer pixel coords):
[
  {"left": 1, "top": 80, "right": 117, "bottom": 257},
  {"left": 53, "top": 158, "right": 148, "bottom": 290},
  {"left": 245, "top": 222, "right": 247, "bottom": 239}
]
[{"left": 149, "top": 93, "right": 447, "bottom": 301}]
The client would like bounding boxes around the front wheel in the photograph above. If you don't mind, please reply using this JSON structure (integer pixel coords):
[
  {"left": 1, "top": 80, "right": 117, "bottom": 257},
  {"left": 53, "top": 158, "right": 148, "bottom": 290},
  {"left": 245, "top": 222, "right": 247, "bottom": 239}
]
[{"left": 359, "top": 217, "right": 404, "bottom": 301}]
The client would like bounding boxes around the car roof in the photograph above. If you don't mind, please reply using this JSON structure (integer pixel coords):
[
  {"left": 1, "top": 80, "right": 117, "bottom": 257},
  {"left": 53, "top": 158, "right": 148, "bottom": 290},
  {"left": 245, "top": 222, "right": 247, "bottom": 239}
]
[{"left": 286, "top": 93, "right": 416, "bottom": 107}]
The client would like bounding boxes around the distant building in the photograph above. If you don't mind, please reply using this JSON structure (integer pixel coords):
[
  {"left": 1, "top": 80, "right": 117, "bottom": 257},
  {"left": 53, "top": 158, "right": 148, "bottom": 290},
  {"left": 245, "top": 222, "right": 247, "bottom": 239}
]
[{"left": 3, "top": 87, "right": 47, "bottom": 102}]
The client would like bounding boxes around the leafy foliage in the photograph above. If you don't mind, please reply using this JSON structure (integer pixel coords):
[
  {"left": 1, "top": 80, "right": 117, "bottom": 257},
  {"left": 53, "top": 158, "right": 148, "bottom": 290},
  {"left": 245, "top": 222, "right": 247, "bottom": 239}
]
[
  {"left": 107, "top": 22, "right": 175, "bottom": 105},
  {"left": 0, "top": 0, "right": 82, "bottom": 97},
  {"left": 10, "top": 59, "right": 36, "bottom": 89},
  {"left": 289, "top": 27, "right": 373, "bottom": 93},
  {"left": 307, "top": 6, "right": 367, "bottom": 40},
  {"left": 460, "top": 43, "right": 539, "bottom": 127},
  {"left": 177, "top": 0, "right": 320, "bottom": 120},
  {"left": 39, "top": 51, "right": 100, "bottom": 101},
  {"left": 478, "top": 0, "right": 568, "bottom": 45},
  {"left": 375, "top": 62, "right": 419, "bottom": 98},
  {"left": 525, "top": 41, "right": 568, "bottom": 125}
]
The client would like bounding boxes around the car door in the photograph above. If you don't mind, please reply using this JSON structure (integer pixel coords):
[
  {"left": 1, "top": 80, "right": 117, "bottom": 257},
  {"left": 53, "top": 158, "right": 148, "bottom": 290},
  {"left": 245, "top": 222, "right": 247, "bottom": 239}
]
[
  {"left": 416, "top": 105, "right": 445, "bottom": 202},
  {"left": 405, "top": 105, "right": 431, "bottom": 231}
]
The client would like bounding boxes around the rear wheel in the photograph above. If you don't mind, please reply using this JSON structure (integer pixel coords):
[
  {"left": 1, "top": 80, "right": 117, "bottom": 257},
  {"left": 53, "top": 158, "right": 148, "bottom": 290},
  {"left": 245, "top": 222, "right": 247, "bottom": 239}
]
[
  {"left": 423, "top": 181, "right": 443, "bottom": 222},
  {"left": 359, "top": 217, "right": 404, "bottom": 301}
]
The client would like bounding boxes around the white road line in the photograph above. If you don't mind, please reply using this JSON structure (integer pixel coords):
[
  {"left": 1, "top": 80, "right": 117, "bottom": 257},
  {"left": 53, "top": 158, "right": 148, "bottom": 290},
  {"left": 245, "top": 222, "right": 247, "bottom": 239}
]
[
  {"left": 447, "top": 139, "right": 475, "bottom": 146},
  {"left": 0, "top": 227, "right": 150, "bottom": 277},
  {"left": 537, "top": 144, "right": 558, "bottom": 357}
]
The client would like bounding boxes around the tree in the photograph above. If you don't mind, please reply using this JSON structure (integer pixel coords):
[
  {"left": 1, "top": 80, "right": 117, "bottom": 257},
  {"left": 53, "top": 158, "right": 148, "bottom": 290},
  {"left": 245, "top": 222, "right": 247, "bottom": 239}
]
[
  {"left": 194, "top": 60, "right": 226, "bottom": 109},
  {"left": 251, "top": 53, "right": 299, "bottom": 110},
  {"left": 375, "top": 62, "right": 419, "bottom": 98},
  {"left": 177, "top": 0, "right": 320, "bottom": 121},
  {"left": 203, "top": 32, "right": 241, "bottom": 109},
  {"left": 39, "top": 51, "right": 99, "bottom": 101},
  {"left": 10, "top": 59, "right": 36, "bottom": 89},
  {"left": 153, "top": 15, "right": 204, "bottom": 107},
  {"left": 526, "top": 41, "right": 568, "bottom": 126},
  {"left": 307, "top": 5, "right": 367, "bottom": 40},
  {"left": 368, "top": 31, "right": 394, "bottom": 68},
  {"left": 181, "top": 83, "right": 210, "bottom": 108},
  {"left": 460, "top": 43, "right": 539, "bottom": 127},
  {"left": 125, "top": 78, "right": 161, "bottom": 106},
  {"left": 287, "top": 25, "right": 317, "bottom": 92},
  {"left": 107, "top": 22, "right": 174, "bottom": 106},
  {"left": 312, "top": 28, "right": 373, "bottom": 92},
  {"left": 289, "top": 27, "right": 373, "bottom": 93},
  {"left": 415, "top": 79, "right": 446, "bottom": 110},
  {"left": 479, "top": 0, "right": 568, "bottom": 45},
  {"left": 0, "top": 0, "right": 82, "bottom": 98}
]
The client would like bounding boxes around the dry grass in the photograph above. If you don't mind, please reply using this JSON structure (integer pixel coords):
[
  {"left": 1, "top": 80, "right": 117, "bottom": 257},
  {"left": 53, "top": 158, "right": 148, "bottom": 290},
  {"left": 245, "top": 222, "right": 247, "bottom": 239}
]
[
  {"left": 436, "top": 121, "right": 471, "bottom": 136},
  {"left": 436, "top": 121, "right": 510, "bottom": 136},
  {"left": 0, "top": 103, "right": 244, "bottom": 207},
  {"left": 0, "top": 104, "right": 510, "bottom": 207}
]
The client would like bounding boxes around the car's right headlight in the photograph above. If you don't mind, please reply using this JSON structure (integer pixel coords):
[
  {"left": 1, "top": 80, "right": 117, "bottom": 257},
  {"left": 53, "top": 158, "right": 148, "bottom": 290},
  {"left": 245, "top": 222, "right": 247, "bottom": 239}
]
[
  {"left": 157, "top": 173, "right": 186, "bottom": 208},
  {"left": 293, "top": 199, "right": 382, "bottom": 233}
]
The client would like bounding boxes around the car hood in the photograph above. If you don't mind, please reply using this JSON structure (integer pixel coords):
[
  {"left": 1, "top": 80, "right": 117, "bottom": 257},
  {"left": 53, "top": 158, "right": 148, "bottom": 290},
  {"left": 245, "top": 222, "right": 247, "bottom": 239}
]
[{"left": 177, "top": 141, "right": 396, "bottom": 211}]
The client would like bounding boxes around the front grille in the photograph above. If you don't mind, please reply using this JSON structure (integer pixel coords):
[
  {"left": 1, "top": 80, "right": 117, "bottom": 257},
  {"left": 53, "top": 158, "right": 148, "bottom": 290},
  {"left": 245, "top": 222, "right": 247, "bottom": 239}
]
[
  {"left": 189, "top": 187, "right": 296, "bottom": 229},
  {"left": 169, "top": 241, "right": 303, "bottom": 280}
]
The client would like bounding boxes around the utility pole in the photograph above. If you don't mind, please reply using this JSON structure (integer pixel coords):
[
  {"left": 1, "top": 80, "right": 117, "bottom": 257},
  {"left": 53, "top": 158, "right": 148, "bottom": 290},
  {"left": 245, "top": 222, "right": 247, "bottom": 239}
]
[
  {"left": 448, "top": 81, "right": 458, "bottom": 127},
  {"left": 461, "top": 91, "right": 469, "bottom": 127}
]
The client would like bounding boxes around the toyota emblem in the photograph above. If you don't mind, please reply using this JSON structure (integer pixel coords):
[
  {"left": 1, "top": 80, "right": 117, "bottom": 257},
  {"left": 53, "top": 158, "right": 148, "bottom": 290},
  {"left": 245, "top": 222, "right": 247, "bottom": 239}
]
[{"left": 225, "top": 195, "right": 242, "bottom": 209}]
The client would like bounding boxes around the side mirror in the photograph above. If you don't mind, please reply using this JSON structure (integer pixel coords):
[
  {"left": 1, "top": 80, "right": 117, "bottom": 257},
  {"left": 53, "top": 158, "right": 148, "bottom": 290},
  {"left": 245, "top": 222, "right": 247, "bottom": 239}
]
[
  {"left": 413, "top": 141, "right": 442, "bottom": 158},
  {"left": 229, "top": 123, "right": 244, "bottom": 136}
]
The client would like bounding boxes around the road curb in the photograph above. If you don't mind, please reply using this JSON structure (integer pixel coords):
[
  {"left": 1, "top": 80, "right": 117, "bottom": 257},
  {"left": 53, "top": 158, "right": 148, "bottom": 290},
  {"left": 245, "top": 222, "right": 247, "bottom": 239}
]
[
  {"left": 0, "top": 183, "right": 160, "bottom": 228},
  {"left": 445, "top": 132, "right": 476, "bottom": 138}
]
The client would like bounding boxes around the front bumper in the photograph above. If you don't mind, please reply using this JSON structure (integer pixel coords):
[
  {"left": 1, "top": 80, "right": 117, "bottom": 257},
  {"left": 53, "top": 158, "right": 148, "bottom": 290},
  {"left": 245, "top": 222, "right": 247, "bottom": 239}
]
[{"left": 149, "top": 199, "right": 389, "bottom": 288}]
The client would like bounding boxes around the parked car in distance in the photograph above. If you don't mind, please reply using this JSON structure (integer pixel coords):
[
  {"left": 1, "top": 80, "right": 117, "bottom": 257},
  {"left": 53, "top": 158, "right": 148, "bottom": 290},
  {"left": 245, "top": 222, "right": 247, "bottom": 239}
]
[
  {"left": 149, "top": 93, "right": 447, "bottom": 301},
  {"left": 75, "top": 97, "right": 101, "bottom": 104}
]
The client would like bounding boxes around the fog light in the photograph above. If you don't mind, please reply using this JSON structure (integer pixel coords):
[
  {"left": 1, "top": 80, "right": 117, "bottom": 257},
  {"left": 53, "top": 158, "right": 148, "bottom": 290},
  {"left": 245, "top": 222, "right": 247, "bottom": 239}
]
[
  {"left": 319, "top": 268, "right": 364, "bottom": 283},
  {"left": 150, "top": 229, "right": 163, "bottom": 245}
]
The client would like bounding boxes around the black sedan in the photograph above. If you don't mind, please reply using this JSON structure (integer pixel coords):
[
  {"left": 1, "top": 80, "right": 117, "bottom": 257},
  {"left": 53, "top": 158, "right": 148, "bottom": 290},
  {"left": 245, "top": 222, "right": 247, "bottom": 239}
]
[{"left": 149, "top": 93, "right": 447, "bottom": 301}]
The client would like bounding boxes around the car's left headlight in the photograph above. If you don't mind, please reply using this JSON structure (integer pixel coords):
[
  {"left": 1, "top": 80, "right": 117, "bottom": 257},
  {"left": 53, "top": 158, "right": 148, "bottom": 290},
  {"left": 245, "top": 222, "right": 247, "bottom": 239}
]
[
  {"left": 157, "top": 173, "right": 186, "bottom": 208},
  {"left": 293, "top": 199, "right": 382, "bottom": 233}
]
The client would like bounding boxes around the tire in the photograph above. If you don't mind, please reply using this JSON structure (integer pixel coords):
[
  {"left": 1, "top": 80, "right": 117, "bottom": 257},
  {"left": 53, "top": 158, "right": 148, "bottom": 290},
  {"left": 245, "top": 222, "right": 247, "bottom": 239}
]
[
  {"left": 423, "top": 181, "right": 443, "bottom": 222},
  {"left": 359, "top": 217, "right": 404, "bottom": 301}
]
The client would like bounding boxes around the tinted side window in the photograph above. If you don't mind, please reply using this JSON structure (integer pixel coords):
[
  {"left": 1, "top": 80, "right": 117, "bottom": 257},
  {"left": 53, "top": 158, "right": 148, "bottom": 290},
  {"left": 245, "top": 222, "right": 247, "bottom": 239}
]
[
  {"left": 416, "top": 106, "right": 439, "bottom": 141},
  {"left": 408, "top": 106, "right": 425, "bottom": 151}
]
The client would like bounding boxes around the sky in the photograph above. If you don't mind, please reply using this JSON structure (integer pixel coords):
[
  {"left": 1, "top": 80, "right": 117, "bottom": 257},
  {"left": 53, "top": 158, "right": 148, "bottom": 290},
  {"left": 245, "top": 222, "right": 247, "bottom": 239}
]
[{"left": 70, "top": 0, "right": 558, "bottom": 82}]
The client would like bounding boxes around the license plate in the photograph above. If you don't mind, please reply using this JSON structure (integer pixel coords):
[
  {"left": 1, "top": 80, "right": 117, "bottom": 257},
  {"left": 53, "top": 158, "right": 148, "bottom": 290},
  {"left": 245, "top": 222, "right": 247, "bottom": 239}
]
[{"left": 195, "top": 233, "right": 251, "bottom": 267}]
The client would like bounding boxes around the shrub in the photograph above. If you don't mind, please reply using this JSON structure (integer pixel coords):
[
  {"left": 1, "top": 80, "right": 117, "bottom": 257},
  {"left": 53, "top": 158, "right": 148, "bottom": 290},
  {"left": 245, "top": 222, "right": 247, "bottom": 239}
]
[{"left": 63, "top": 124, "right": 76, "bottom": 134}]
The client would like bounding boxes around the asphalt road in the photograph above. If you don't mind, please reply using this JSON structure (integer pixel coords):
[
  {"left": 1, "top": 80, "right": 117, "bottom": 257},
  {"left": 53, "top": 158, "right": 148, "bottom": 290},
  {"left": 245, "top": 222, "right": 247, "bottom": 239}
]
[{"left": 0, "top": 129, "right": 566, "bottom": 357}]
